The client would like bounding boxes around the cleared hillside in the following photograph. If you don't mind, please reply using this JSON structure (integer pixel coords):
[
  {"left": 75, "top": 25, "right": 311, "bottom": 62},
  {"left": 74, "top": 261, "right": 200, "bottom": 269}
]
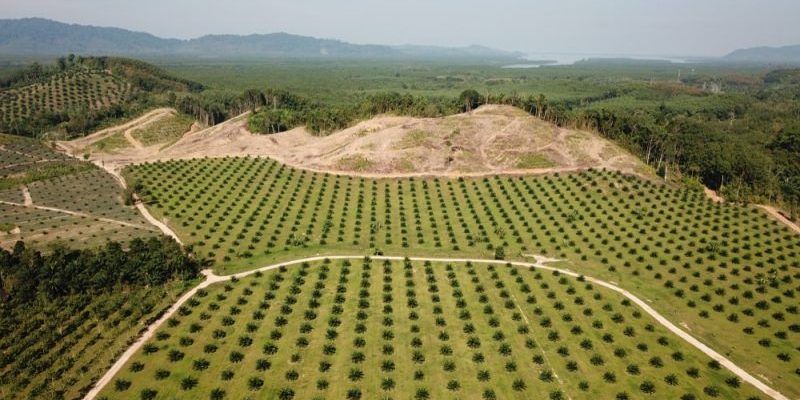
[{"left": 66, "top": 105, "right": 651, "bottom": 178}]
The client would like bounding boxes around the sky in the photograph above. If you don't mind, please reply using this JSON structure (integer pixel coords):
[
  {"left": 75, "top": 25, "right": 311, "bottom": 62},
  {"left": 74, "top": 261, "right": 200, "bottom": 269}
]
[{"left": 2, "top": 0, "right": 799, "bottom": 57}]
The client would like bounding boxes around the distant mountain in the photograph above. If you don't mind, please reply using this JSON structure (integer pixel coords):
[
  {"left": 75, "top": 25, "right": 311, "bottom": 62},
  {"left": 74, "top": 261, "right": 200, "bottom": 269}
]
[
  {"left": 724, "top": 44, "right": 800, "bottom": 63},
  {"left": 179, "top": 33, "right": 396, "bottom": 57},
  {"left": 0, "top": 18, "right": 521, "bottom": 60},
  {"left": 0, "top": 18, "right": 181, "bottom": 55}
]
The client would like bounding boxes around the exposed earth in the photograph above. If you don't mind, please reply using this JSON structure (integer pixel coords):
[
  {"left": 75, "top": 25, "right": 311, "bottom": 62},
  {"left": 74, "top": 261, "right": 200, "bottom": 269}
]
[{"left": 59, "top": 105, "right": 652, "bottom": 179}]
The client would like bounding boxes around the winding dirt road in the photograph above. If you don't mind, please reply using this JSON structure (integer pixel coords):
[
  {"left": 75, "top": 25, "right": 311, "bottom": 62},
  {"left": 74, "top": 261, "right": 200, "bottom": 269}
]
[
  {"left": 84, "top": 255, "right": 789, "bottom": 400},
  {"left": 123, "top": 128, "right": 144, "bottom": 149}
]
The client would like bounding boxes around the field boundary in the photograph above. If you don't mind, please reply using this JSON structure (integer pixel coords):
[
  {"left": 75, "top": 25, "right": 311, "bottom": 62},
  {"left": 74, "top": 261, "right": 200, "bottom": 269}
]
[{"left": 84, "top": 255, "right": 788, "bottom": 400}]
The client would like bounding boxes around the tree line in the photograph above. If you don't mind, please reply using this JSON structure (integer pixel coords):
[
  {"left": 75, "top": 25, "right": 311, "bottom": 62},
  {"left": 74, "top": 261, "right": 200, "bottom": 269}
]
[{"left": 246, "top": 90, "right": 463, "bottom": 135}]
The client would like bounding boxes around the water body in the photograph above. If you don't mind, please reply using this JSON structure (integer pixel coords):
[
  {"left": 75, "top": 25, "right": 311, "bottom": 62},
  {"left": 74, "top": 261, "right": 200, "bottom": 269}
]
[{"left": 504, "top": 52, "right": 689, "bottom": 68}]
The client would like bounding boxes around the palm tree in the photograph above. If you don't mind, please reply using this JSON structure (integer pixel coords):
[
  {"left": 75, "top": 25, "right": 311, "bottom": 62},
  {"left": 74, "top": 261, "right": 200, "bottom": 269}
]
[
  {"left": 209, "top": 388, "right": 225, "bottom": 400},
  {"left": 278, "top": 388, "right": 295, "bottom": 400},
  {"left": 639, "top": 380, "right": 656, "bottom": 394}
]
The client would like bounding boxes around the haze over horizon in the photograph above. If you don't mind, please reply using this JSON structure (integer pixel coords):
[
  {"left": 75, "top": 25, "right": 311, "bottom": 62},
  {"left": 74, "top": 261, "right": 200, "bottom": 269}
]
[{"left": 2, "top": 0, "right": 800, "bottom": 57}]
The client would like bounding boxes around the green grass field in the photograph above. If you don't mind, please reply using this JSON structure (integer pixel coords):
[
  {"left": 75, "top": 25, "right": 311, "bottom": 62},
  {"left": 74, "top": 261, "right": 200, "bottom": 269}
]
[
  {"left": 90, "top": 132, "right": 131, "bottom": 152},
  {"left": 127, "top": 157, "right": 800, "bottom": 397},
  {"left": 131, "top": 113, "right": 194, "bottom": 147},
  {"left": 101, "top": 258, "right": 763, "bottom": 400}
]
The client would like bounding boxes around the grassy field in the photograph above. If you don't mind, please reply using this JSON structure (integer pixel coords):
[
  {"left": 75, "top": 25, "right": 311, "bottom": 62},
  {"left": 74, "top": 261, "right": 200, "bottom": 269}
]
[
  {"left": 128, "top": 157, "right": 800, "bottom": 397},
  {"left": 0, "top": 134, "right": 158, "bottom": 250},
  {"left": 101, "top": 258, "right": 763, "bottom": 400},
  {"left": 0, "top": 281, "right": 193, "bottom": 400},
  {"left": 131, "top": 112, "right": 194, "bottom": 147},
  {"left": 90, "top": 132, "right": 131, "bottom": 153}
]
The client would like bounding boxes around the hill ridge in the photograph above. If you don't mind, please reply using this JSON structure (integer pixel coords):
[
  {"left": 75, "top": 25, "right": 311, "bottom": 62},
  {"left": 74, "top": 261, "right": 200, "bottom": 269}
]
[{"left": 0, "top": 18, "right": 523, "bottom": 59}]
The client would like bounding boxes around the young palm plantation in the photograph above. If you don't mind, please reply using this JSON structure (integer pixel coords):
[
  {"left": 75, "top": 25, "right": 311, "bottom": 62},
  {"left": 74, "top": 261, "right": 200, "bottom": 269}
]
[
  {"left": 101, "top": 258, "right": 765, "bottom": 400},
  {"left": 123, "top": 156, "right": 800, "bottom": 398}
]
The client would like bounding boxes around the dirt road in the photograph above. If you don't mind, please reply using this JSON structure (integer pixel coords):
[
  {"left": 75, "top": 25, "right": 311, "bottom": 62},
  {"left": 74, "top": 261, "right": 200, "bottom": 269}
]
[
  {"left": 21, "top": 185, "right": 32, "bottom": 207},
  {"left": 759, "top": 204, "right": 800, "bottom": 234},
  {"left": 0, "top": 198, "right": 155, "bottom": 231},
  {"left": 134, "top": 194, "right": 182, "bottom": 244},
  {"left": 84, "top": 255, "right": 788, "bottom": 400},
  {"left": 703, "top": 187, "right": 799, "bottom": 235},
  {"left": 59, "top": 108, "right": 173, "bottom": 154}
]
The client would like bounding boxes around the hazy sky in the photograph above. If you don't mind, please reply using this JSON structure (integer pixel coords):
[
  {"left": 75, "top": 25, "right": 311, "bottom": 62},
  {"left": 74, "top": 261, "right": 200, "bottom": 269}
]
[{"left": 3, "top": 0, "right": 799, "bottom": 56}]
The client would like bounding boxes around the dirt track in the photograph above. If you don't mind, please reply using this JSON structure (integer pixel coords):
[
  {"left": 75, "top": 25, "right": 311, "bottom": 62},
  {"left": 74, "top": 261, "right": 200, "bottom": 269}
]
[
  {"left": 83, "top": 255, "right": 789, "bottom": 400},
  {"left": 59, "top": 108, "right": 174, "bottom": 154},
  {"left": 759, "top": 204, "right": 800, "bottom": 234},
  {"left": 702, "top": 187, "right": 799, "bottom": 235},
  {"left": 134, "top": 195, "right": 182, "bottom": 244}
]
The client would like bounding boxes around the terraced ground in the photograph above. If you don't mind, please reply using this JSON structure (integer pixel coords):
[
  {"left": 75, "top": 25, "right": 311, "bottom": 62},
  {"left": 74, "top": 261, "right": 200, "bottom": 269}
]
[
  {"left": 127, "top": 157, "right": 800, "bottom": 397},
  {"left": 0, "top": 70, "right": 134, "bottom": 126},
  {"left": 0, "top": 134, "right": 157, "bottom": 249},
  {"left": 100, "top": 258, "right": 764, "bottom": 400}
]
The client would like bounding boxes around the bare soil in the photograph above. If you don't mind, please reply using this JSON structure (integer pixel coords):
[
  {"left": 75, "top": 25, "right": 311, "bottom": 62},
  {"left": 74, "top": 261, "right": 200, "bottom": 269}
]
[{"left": 60, "top": 105, "right": 651, "bottom": 179}]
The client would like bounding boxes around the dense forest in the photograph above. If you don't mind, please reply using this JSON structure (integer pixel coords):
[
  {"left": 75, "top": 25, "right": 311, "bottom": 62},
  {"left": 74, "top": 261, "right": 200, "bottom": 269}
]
[
  {"left": 0, "top": 236, "right": 198, "bottom": 305},
  {"left": 0, "top": 237, "right": 199, "bottom": 399}
]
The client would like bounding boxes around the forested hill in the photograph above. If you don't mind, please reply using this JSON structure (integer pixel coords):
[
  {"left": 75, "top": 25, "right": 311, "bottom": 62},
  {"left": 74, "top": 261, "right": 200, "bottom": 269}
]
[
  {"left": 0, "top": 55, "right": 202, "bottom": 137},
  {"left": 0, "top": 18, "right": 523, "bottom": 60},
  {"left": 724, "top": 44, "right": 800, "bottom": 63}
]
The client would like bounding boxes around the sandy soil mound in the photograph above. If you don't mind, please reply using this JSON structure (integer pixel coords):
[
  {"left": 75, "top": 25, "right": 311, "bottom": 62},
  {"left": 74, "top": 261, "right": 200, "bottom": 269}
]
[{"left": 61, "top": 105, "right": 651, "bottom": 178}]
